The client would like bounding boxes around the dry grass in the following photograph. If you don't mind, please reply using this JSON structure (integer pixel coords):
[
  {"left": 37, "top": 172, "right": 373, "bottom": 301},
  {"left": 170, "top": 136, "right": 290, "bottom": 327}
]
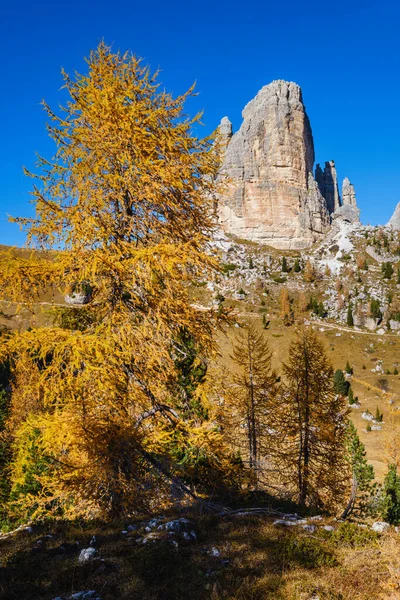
[{"left": 0, "top": 515, "right": 396, "bottom": 600}]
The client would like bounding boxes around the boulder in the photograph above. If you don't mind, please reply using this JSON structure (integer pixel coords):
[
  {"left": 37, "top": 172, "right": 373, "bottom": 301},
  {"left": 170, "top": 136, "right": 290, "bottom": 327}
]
[
  {"left": 65, "top": 292, "right": 90, "bottom": 306},
  {"left": 332, "top": 204, "right": 360, "bottom": 224},
  {"left": 371, "top": 521, "right": 390, "bottom": 533},
  {"left": 78, "top": 547, "right": 98, "bottom": 563}
]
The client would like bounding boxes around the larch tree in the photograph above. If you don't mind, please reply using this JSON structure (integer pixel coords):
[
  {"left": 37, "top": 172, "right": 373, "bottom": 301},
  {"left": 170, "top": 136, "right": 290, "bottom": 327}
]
[
  {"left": 0, "top": 43, "right": 234, "bottom": 520},
  {"left": 225, "top": 323, "right": 278, "bottom": 485},
  {"left": 279, "top": 288, "right": 294, "bottom": 326},
  {"left": 277, "top": 328, "right": 349, "bottom": 510}
]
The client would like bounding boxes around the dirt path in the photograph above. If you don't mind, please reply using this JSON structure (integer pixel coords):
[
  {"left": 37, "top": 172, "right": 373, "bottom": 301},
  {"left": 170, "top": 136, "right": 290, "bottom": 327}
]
[{"left": 313, "top": 320, "right": 400, "bottom": 338}]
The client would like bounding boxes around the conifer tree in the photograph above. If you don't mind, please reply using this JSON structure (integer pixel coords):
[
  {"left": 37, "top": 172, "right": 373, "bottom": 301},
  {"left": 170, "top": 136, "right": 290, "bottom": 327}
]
[
  {"left": 226, "top": 323, "right": 278, "bottom": 484},
  {"left": 345, "top": 361, "right": 353, "bottom": 375},
  {"left": 382, "top": 262, "right": 394, "bottom": 279},
  {"left": 281, "top": 256, "right": 288, "bottom": 272},
  {"left": 334, "top": 369, "right": 350, "bottom": 396},
  {"left": 347, "top": 387, "right": 355, "bottom": 405},
  {"left": 280, "top": 288, "right": 294, "bottom": 326},
  {"left": 341, "top": 421, "right": 375, "bottom": 518},
  {"left": 278, "top": 329, "right": 349, "bottom": 509},
  {"left": 293, "top": 258, "right": 301, "bottom": 273},
  {"left": 0, "top": 43, "right": 233, "bottom": 519},
  {"left": 381, "top": 464, "right": 400, "bottom": 524},
  {"left": 303, "top": 260, "right": 316, "bottom": 283},
  {"left": 347, "top": 304, "right": 354, "bottom": 327}
]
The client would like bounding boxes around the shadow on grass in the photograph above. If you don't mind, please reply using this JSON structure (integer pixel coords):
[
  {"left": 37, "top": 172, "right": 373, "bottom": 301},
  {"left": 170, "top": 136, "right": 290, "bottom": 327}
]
[{"left": 0, "top": 513, "right": 340, "bottom": 600}]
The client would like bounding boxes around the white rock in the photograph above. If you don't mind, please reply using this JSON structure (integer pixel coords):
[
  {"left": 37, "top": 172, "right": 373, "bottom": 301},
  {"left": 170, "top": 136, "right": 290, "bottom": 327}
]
[
  {"left": 372, "top": 521, "right": 390, "bottom": 533},
  {"left": 273, "top": 519, "right": 297, "bottom": 527},
  {"left": 78, "top": 547, "right": 97, "bottom": 563}
]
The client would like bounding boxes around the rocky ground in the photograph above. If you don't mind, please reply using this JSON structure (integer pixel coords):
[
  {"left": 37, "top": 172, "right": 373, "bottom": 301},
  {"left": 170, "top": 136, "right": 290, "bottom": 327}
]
[{"left": 1, "top": 511, "right": 400, "bottom": 600}]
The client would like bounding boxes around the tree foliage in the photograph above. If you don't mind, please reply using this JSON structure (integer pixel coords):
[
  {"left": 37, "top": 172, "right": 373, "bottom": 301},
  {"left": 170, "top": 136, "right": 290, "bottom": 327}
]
[
  {"left": 333, "top": 370, "right": 350, "bottom": 397},
  {"left": 0, "top": 43, "right": 235, "bottom": 519},
  {"left": 277, "top": 329, "right": 349, "bottom": 509},
  {"left": 341, "top": 421, "right": 375, "bottom": 518},
  {"left": 381, "top": 464, "right": 400, "bottom": 525},
  {"left": 224, "top": 323, "right": 278, "bottom": 485}
]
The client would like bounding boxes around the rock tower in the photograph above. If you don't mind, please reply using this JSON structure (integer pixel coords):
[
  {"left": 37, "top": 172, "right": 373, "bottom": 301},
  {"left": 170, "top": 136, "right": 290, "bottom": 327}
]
[{"left": 217, "top": 80, "right": 359, "bottom": 247}]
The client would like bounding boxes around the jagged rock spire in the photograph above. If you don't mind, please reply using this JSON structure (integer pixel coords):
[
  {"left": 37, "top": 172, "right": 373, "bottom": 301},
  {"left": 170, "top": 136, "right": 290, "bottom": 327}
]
[
  {"left": 315, "top": 161, "right": 341, "bottom": 214},
  {"left": 217, "top": 116, "right": 233, "bottom": 153},
  {"left": 342, "top": 177, "right": 357, "bottom": 207}
]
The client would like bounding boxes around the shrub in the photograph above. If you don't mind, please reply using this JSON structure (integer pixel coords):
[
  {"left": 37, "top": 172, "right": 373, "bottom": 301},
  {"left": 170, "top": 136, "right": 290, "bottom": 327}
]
[
  {"left": 345, "top": 361, "right": 353, "bottom": 375},
  {"left": 222, "top": 263, "right": 237, "bottom": 274},
  {"left": 370, "top": 299, "right": 382, "bottom": 320}
]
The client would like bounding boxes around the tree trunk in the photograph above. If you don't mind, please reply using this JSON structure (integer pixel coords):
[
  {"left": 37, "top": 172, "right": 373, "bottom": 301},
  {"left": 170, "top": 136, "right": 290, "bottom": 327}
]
[{"left": 341, "top": 473, "right": 358, "bottom": 519}]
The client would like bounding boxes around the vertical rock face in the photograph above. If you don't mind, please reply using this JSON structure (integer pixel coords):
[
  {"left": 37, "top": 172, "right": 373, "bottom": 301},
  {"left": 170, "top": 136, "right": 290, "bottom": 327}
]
[
  {"left": 315, "top": 161, "right": 341, "bottom": 213},
  {"left": 217, "top": 80, "right": 330, "bottom": 249},
  {"left": 218, "top": 116, "right": 233, "bottom": 151},
  {"left": 388, "top": 202, "right": 400, "bottom": 229},
  {"left": 342, "top": 177, "right": 357, "bottom": 207}
]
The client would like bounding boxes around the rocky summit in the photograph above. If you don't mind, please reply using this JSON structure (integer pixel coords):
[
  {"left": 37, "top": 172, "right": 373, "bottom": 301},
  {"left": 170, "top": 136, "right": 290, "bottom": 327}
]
[
  {"left": 388, "top": 201, "right": 400, "bottom": 230},
  {"left": 217, "top": 80, "right": 359, "bottom": 249}
]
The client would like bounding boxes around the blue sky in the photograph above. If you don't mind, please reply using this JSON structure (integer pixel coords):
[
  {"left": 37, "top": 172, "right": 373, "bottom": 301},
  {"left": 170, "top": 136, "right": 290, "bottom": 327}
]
[{"left": 1, "top": 0, "right": 399, "bottom": 246}]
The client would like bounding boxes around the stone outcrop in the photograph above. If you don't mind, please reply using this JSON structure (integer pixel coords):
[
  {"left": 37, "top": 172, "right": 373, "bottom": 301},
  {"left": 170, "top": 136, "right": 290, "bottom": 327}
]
[
  {"left": 388, "top": 202, "right": 400, "bottom": 230},
  {"left": 342, "top": 177, "right": 357, "bottom": 207},
  {"left": 332, "top": 177, "right": 360, "bottom": 222},
  {"left": 217, "top": 80, "right": 331, "bottom": 249},
  {"left": 315, "top": 161, "right": 341, "bottom": 214},
  {"left": 218, "top": 116, "right": 233, "bottom": 151},
  {"left": 332, "top": 204, "right": 360, "bottom": 223}
]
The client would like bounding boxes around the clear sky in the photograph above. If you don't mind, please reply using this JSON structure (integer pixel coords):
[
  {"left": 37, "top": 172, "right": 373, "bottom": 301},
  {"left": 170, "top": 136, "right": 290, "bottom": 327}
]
[{"left": 1, "top": 0, "right": 399, "bottom": 246}]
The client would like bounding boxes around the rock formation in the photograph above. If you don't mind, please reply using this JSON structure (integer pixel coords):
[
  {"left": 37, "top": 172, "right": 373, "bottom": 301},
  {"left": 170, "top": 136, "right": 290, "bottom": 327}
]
[
  {"left": 331, "top": 177, "right": 360, "bottom": 223},
  {"left": 315, "top": 161, "right": 341, "bottom": 214},
  {"left": 342, "top": 177, "right": 357, "bottom": 207},
  {"left": 218, "top": 116, "right": 233, "bottom": 151},
  {"left": 217, "top": 80, "right": 330, "bottom": 249},
  {"left": 387, "top": 202, "right": 400, "bottom": 230}
]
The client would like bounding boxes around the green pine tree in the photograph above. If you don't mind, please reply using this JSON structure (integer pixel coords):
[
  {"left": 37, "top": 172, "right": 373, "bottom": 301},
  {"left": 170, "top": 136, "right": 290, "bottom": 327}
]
[
  {"left": 348, "top": 387, "right": 355, "bottom": 405},
  {"left": 381, "top": 464, "right": 400, "bottom": 524},
  {"left": 382, "top": 262, "right": 394, "bottom": 279},
  {"left": 345, "top": 361, "right": 353, "bottom": 375},
  {"left": 370, "top": 298, "right": 382, "bottom": 320},
  {"left": 347, "top": 304, "right": 354, "bottom": 327},
  {"left": 341, "top": 421, "right": 375, "bottom": 518},
  {"left": 281, "top": 256, "right": 288, "bottom": 273},
  {"left": 333, "top": 369, "right": 350, "bottom": 396},
  {"left": 293, "top": 258, "right": 301, "bottom": 273}
]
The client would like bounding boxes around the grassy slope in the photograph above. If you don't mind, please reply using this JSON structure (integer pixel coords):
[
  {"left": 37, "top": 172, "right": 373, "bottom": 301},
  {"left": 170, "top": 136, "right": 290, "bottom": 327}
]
[
  {"left": 216, "top": 305, "right": 400, "bottom": 483},
  {"left": 0, "top": 515, "right": 398, "bottom": 600}
]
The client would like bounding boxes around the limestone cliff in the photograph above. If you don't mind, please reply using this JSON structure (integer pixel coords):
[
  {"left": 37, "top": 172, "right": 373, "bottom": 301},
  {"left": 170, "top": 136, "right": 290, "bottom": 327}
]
[
  {"left": 388, "top": 202, "right": 400, "bottom": 230},
  {"left": 217, "top": 80, "right": 330, "bottom": 249},
  {"left": 315, "top": 161, "right": 341, "bottom": 214}
]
